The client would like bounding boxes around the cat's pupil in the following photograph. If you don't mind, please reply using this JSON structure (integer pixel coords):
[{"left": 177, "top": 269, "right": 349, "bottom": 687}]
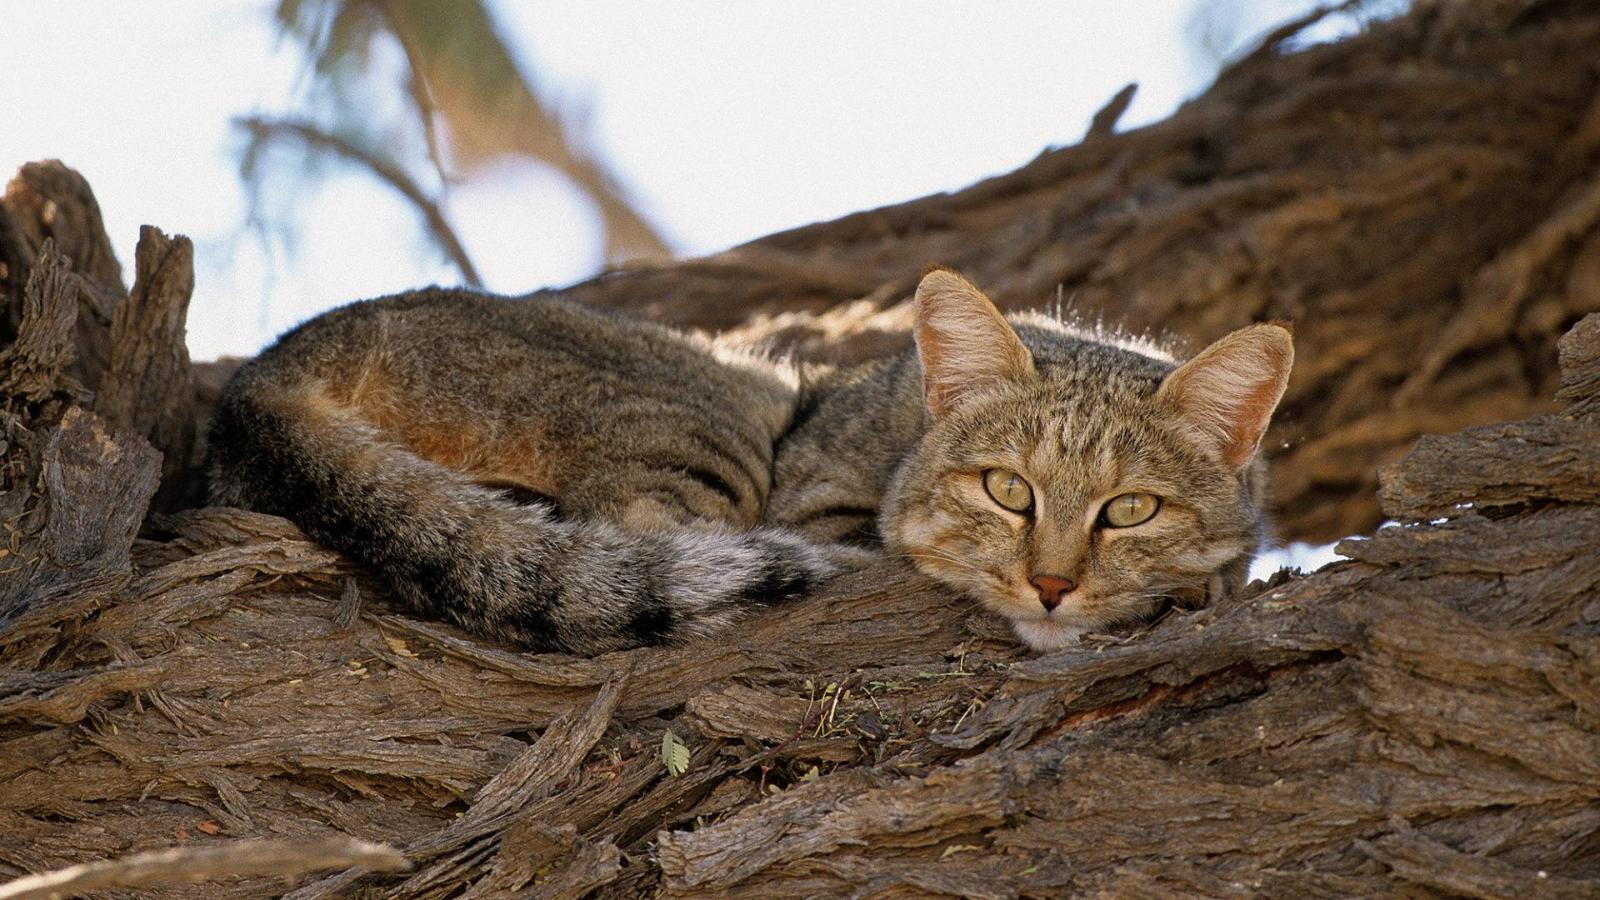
[
  {"left": 1102, "top": 492, "right": 1160, "bottom": 528},
  {"left": 983, "top": 469, "right": 1033, "bottom": 512}
]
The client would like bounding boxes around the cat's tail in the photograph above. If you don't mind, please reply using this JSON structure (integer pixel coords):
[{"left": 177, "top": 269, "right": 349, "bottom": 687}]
[{"left": 205, "top": 376, "right": 842, "bottom": 655}]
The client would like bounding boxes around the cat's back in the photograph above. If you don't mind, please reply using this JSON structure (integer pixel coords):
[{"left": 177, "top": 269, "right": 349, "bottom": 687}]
[
  {"left": 246, "top": 288, "right": 784, "bottom": 402},
  {"left": 213, "top": 288, "right": 802, "bottom": 527}
]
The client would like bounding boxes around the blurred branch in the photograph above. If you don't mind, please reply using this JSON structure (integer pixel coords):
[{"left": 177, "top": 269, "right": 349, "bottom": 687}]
[
  {"left": 262, "top": 0, "right": 671, "bottom": 270},
  {"left": 1190, "top": 0, "right": 1374, "bottom": 78},
  {"left": 383, "top": 8, "right": 456, "bottom": 191},
  {"left": 1086, "top": 83, "right": 1138, "bottom": 140},
  {"left": 1229, "top": 0, "right": 1366, "bottom": 71},
  {"left": 236, "top": 115, "right": 484, "bottom": 288},
  {"left": 367, "top": 0, "right": 672, "bottom": 263},
  {"left": 0, "top": 838, "right": 408, "bottom": 899}
]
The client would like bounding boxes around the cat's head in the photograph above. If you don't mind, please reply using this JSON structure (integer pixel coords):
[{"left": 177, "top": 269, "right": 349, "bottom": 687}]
[{"left": 881, "top": 268, "right": 1293, "bottom": 651}]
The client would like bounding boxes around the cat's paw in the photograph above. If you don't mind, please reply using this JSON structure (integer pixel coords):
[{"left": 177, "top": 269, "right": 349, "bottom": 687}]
[{"left": 1010, "top": 618, "right": 1084, "bottom": 651}]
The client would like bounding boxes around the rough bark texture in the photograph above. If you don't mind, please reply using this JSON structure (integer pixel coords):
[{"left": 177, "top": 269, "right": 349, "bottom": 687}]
[
  {"left": 94, "top": 226, "right": 197, "bottom": 512},
  {"left": 2, "top": 1, "right": 1599, "bottom": 897}
]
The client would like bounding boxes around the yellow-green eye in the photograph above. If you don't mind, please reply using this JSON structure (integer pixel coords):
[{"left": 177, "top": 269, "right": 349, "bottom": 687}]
[
  {"left": 1101, "top": 492, "right": 1161, "bottom": 528},
  {"left": 982, "top": 469, "right": 1034, "bottom": 513}
]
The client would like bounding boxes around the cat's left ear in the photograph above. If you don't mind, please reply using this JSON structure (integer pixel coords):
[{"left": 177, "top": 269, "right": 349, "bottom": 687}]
[
  {"left": 914, "top": 267, "right": 1035, "bottom": 418},
  {"left": 1156, "top": 323, "right": 1294, "bottom": 470}
]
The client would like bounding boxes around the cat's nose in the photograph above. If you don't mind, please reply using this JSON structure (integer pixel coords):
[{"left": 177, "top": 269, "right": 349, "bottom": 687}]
[{"left": 1030, "top": 574, "right": 1076, "bottom": 611}]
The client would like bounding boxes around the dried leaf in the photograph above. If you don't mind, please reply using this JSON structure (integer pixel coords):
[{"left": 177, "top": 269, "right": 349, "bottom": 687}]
[
  {"left": 661, "top": 730, "right": 690, "bottom": 777},
  {"left": 383, "top": 634, "right": 418, "bottom": 658}
]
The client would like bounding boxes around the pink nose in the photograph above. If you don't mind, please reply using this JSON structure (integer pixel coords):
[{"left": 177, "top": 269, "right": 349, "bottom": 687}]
[{"left": 1030, "top": 574, "right": 1076, "bottom": 611}]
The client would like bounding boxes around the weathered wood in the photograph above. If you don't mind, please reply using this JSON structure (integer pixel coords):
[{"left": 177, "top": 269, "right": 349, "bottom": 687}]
[
  {"left": 0, "top": 161, "right": 125, "bottom": 392},
  {"left": 94, "top": 225, "right": 197, "bottom": 511},
  {"left": 0, "top": 243, "right": 80, "bottom": 409},
  {"left": 3, "top": 1, "right": 1600, "bottom": 896},
  {"left": 0, "top": 163, "right": 123, "bottom": 294},
  {"left": 0, "top": 838, "right": 407, "bottom": 900},
  {"left": 285, "top": 671, "right": 631, "bottom": 899},
  {"left": 1558, "top": 311, "right": 1600, "bottom": 420},
  {"left": 478, "top": 821, "right": 620, "bottom": 899},
  {"left": 0, "top": 406, "right": 159, "bottom": 644},
  {"left": 1377, "top": 415, "right": 1600, "bottom": 519}
]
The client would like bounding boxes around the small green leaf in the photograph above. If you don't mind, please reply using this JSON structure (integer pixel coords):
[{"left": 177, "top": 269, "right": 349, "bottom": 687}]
[{"left": 661, "top": 729, "right": 690, "bottom": 777}]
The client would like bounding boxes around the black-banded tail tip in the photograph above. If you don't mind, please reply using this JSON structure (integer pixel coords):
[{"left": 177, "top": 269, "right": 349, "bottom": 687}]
[
  {"left": 741, "top": 563, "right": 815, "bottom": 606},
  {"left": 624, "top": 596, "right": 676, "bottom": 645}
]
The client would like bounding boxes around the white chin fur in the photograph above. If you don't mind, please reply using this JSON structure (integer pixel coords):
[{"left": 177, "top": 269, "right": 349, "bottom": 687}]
[{"left": 1011, "top": 618, "right": 1084, "bottom": 651}]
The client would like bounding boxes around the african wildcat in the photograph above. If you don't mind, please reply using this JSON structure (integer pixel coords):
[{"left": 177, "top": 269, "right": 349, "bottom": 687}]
[{"left": 207, "top": 268, "right": 1292, "bottom": 654}]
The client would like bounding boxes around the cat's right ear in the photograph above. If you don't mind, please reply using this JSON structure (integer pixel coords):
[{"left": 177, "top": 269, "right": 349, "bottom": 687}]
[
  {"left": 1156, "top": 323, "right": 1294, "bottom": 471},
  {"left": 913, "top": 267, "right": 1035, "bottom": 418}
]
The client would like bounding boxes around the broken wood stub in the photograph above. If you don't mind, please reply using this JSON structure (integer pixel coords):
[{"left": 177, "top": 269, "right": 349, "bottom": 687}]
[
  {"left": 0, "top": 243, "right": 83, "bottom": 419},
  {"left": 94, "top": 226, "right": 197, "bottom": 511},
  {"left": 0, "top": 406, "right": 159, "bottom": 653},
  {"left": 1, "top": 168, "right": 202, "bottom": 512},
  {"left": 0, "top": 161, "right": 126, "bottom": 393}
]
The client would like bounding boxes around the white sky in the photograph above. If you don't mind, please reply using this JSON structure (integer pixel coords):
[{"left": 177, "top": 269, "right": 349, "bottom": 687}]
[
  {"left": 4, "top": 0, "right": 1335, "bottom": 362},
  {"left": 4, "top": 0, "right": 1343, "bottom": 573}
]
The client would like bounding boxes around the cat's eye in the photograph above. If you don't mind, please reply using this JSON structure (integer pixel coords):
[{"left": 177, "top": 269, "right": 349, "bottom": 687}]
[
  {"left": 1101, "top": 492, "right": 1161, "bottom": 528},
  {"left": 982, "top": 469, "right": 1034, "bottom": 513}
]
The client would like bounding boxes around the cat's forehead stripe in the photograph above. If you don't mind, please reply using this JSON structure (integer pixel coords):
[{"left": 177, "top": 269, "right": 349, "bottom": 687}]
[
  {"left": 1097, "top": 434, "right": 1123, "bottom": 485},
  {"left": 1028, "top": 434, "right": 1060, "bottom": 474}
]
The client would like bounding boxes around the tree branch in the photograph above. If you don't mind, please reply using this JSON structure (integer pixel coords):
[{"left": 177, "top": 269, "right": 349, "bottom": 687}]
[
  {"left": 1085, "top": 83, "right": 1138, "bottom": 141},
  {"left": 0, "top": 838, "right": 408, "bottom": 900},
  {"left": 235, "top": 115, "right": 483, "bottom": 289},
  {"left": 377, "top": 3, "right": 457, "bottom": 192}
]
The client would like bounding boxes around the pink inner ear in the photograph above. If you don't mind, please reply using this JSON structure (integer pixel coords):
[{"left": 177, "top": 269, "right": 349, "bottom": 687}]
[
  {"left": 912, "top": 270, "right": 1034, "bottom": 418},
  {"left": 1159, "top": 324, "right": 1293, "bottom": 470},
  {"left": 1222, "top": 377, "right": 1287, "bottom": 469},
  {"left": 915, "top": 320, "right": 962, "bottom": 417}
]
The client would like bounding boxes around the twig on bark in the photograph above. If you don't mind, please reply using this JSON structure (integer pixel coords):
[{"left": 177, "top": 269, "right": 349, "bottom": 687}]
[
  {"left": 0, "top": 838, "right": 408, "bottom": 900},
  {"left": 1085, "top": 83, "right": 1138, "bottom": 140}
]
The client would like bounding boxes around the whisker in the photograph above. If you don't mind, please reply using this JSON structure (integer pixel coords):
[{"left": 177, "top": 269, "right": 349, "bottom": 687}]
[
  {"left": 904, "top": 550, "right": 1004, "bottom": 591},
  {"left": 905, "top": 548, "right": 987, "bottom": 573},
  {"left": 904, "top": 546, "right": 972, "bottom": 564}
]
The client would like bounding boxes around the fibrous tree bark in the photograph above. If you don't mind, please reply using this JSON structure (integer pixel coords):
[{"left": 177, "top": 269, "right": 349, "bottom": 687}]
[{"left": 1, "top": 0, "right": 1598, "bottom": 896}]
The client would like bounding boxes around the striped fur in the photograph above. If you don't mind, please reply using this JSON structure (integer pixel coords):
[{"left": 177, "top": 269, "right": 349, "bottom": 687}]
[
  {"left": 207, "top": 290, "right": 837, "bottom": 655},
  {"left": 207, "top": 272, "right": 1291, "bottom": 654}
]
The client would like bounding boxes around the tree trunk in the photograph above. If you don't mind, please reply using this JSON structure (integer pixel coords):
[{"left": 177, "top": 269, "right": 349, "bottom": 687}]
[{"left": 2, "top": 1, "right": 1598, "bottom": 896}]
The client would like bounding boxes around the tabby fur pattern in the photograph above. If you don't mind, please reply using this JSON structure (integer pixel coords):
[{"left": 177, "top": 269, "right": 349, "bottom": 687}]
[{"left": 207, "top": 269, "right": 1292, "bottom": 653}]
